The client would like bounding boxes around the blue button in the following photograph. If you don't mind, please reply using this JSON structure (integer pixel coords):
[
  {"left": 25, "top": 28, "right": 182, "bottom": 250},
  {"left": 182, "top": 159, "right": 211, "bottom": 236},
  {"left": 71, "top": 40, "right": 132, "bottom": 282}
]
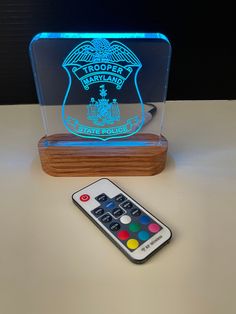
[
  {"left": 140, "top": 215, "right": 151, "bottom": 224},
  {"left": 104, "top": 200, "right": 116, "bottom": 210},
  {"left": 138, "top": 230, "right": 150, "bottom": 241}
]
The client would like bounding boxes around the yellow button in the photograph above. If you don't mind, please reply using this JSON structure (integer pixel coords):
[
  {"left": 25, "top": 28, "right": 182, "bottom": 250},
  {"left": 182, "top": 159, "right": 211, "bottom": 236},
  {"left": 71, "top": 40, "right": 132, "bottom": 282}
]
[{"left": 127, "top": 239, "right": 139, "bottom": 250}]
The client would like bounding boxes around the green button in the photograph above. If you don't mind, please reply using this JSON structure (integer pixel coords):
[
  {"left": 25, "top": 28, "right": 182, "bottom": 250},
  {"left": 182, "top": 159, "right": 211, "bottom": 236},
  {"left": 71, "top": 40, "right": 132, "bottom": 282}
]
[{"left": 129, "top": 222, "right": 141, "bottom": 232}]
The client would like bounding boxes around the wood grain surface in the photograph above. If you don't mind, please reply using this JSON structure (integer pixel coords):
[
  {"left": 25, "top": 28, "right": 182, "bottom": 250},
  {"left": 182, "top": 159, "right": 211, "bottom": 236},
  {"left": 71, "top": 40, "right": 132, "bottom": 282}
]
[{"left": 38, "top": 133, "right": 168, "bottom": 176}]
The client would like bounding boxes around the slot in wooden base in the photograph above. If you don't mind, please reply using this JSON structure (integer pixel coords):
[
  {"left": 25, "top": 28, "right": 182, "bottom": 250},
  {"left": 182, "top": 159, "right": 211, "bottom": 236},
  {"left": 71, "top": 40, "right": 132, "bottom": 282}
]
[{"left": 38, "top": 133, "right": 168, "bottom": 176}]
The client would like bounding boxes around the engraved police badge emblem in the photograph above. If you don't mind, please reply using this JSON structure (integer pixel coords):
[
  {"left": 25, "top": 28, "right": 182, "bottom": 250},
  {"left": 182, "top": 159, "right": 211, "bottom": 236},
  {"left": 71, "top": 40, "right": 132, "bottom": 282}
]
[{"left": 62, "top": 38, "right": 144, "bottom": 140}]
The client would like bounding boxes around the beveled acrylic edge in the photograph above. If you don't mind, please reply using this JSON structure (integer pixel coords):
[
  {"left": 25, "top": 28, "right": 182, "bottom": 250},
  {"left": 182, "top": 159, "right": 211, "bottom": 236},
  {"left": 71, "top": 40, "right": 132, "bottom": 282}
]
[{"left": 30, "top": 32, "right": 170, "bottom": 44}]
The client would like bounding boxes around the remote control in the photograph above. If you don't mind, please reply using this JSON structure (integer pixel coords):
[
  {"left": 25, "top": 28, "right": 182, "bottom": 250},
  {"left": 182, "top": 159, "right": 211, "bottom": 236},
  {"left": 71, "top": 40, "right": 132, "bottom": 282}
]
[{"left": 72, "top": 178, "right": 172, "bottom": 263}]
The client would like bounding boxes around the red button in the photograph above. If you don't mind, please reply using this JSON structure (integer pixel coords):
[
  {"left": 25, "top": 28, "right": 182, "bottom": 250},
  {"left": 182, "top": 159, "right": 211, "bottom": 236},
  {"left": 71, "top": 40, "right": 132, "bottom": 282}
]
[
  {"left": 80, "top": 194, "right": 90, "bottom": 202},
  {"left": 117, "top": 230, "right": 130, "bottom": 240}
]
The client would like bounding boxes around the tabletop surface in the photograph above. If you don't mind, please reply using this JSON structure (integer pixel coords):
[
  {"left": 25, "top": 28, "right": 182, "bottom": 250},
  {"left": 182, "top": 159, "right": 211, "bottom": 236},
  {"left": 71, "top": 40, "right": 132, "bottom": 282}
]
[{"left": 0, "top": 100, "right": 235, "bottom": 314}]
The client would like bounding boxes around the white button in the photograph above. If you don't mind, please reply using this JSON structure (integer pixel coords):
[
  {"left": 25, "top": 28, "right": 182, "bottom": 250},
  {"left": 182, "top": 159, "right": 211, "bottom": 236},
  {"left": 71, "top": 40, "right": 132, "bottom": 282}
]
[{"left": 120, "top": 215, "right": 131, "bottom": 224}]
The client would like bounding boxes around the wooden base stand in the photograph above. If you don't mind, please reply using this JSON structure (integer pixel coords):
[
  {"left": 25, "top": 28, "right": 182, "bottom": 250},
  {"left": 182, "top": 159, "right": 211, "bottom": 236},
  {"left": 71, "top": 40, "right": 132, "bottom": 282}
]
[{"left": 38, "top": 133, "right": 168, "bottom": 176}]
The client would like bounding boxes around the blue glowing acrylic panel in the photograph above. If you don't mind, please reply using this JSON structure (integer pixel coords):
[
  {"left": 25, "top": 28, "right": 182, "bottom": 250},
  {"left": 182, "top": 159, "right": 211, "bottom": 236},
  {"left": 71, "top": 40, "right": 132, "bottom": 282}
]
[{"left": 29, "top": 33, "right": 171, "bottom": 145}]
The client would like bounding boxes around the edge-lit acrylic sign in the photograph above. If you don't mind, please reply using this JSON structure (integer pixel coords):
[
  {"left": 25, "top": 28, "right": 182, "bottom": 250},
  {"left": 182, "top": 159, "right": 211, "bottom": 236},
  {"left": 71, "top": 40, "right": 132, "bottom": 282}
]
[
  {"left": 30, "top": 33, "right": 171, "bottom": 144},
  {"left": 62, "top": 37, "right": 143, "bottom": 141}
]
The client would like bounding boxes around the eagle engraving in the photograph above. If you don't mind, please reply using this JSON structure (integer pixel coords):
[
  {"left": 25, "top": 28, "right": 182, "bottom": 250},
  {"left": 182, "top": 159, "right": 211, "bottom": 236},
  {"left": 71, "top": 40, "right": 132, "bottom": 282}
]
[{"left": 63, "top": 38, "right": 141, "bottom": 68}]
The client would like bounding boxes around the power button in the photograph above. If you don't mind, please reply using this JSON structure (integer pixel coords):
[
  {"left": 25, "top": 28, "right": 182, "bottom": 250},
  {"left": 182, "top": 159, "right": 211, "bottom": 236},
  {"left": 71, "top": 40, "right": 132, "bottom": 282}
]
[{"left": 80, "top": 194, "right": 90, "bottom": 202}]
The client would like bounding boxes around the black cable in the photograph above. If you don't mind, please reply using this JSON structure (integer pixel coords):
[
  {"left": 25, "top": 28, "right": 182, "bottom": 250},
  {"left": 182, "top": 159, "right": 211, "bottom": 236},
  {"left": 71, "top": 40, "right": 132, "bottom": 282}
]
[{"left": 145, "top": 103, "right": 157, "bottom": 117}]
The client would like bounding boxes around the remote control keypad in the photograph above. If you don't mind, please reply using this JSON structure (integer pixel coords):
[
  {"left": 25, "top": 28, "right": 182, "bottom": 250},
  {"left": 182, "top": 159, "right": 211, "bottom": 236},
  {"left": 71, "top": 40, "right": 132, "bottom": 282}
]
[
  {"left": 91, "top": 207, "right": 104, "bottom": 217},
  {"left": 112, "top": 208, "right": 124, "bottom": 218},
  {"left": 95, "top": 193, "right": 108, "bottom": 203},
  {"left": 94, "top": 193, "right": 162, "bottom": 252},
  {"left": 115, "top": 194, "right": 126, "bottom": 203}
]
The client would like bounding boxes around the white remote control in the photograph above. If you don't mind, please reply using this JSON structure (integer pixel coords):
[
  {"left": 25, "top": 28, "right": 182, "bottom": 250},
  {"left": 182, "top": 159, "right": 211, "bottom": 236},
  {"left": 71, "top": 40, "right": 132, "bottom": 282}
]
[{"left": 72, "top": 178, "right": 172, "bottom": 263}]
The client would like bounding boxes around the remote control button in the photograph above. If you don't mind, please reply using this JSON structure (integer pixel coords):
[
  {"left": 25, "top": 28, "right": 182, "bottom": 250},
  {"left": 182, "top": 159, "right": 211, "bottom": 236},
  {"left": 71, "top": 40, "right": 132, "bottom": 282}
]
[
  {"left": 112, "top": 208, "right": 124, "bottom": 218},
  {"left": 104, "top": 200, "right": 116, "bottom": 210},
  {"left": 121, "top": 201, "right": 133, "bottom": 210},
  {"left": 127, "top": 239, "right": 139, "bottom": 250},
  {"left": 140, "top": 215, "right": 151, "bottom": 225},
  {"left": 115, "top": 194, "right": 126, "bottom": 203},
  {"left": 138, "top": 231, "right": 150, "bottom": 241},
  {"left": 148, "top": 223, "right": 161, "bottom": 233},
  {"left": 80, "top": 194, "right": 90, "bottom": 202},
  {"left": 120, "top": 215, "right": 131, "bottom": 224},
  {"left": 92, "top": 207, "right": 104, "bottom": 217},
  {"left": 131, "top": 208, "right": 141, "bottom": 216},
  {"left": 96, "top": 193, "right": 108, "bottom": 203},
  {"left": 129, "top": 222, "right": 141, "bottom": 233},
  {"left": 100, "top": 213, "right": 112, "bottom": 223},
  {"left": 109, "top": 222, "right": 120, "bottom": 232},
  {"left": 117, "top": 230, "right": 130, "bottom": 240}
]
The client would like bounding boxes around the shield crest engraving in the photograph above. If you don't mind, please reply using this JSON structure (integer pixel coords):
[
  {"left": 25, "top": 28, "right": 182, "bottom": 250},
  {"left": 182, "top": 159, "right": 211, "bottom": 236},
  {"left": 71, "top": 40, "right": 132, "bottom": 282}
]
[{"left": 62, "top": 38, "right": 144, "bottom": 141}]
